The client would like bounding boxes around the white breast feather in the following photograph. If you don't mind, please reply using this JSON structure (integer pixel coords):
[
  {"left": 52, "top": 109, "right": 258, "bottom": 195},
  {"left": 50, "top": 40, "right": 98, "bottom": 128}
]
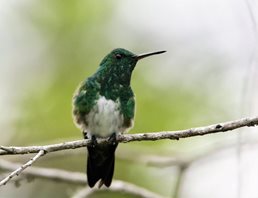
[{"left": 86, "top": 96, "right": 125, "bottom": 137}]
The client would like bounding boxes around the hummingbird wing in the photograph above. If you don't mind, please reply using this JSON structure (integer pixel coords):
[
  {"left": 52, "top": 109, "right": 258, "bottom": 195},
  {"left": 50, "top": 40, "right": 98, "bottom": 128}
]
[
  {"left": 120, "top": 88, "right": 135, "bottom": 129},
  {"left": 72, "top": 78, "right": 100, "bottom": 129}
]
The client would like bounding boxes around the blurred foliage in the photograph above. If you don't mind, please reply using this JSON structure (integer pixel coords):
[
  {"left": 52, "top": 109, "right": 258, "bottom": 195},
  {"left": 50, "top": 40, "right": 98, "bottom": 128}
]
[{"left": 13, "top": 0, "right": 113, "bottom": 144}]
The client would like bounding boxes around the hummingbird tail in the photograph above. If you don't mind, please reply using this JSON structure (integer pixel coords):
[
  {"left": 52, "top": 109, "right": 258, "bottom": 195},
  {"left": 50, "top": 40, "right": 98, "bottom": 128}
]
[{"left": 87, "top": 143, "right": 118, "bottom": 188}]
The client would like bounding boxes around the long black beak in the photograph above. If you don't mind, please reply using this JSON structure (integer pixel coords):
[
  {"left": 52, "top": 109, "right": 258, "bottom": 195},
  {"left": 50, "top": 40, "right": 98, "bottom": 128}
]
[{"left": 137, "top": 50, "right": 166, "bottom": 60}]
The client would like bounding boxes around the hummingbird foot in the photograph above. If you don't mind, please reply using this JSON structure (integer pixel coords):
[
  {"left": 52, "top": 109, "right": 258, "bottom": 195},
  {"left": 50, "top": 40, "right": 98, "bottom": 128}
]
[
  {"left": 89, "top": 135, "right": 98, "bottom": 148},
  {"left": 108, "top": 133, "right": 118, "bottom": 145},
  {"left": 83, "top": 131, "right": 88, "bottom": 139}
]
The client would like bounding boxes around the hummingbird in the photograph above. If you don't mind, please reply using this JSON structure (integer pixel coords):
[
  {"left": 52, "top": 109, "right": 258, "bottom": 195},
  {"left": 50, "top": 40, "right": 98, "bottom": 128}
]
[{"left": 72, "top": 48, "right": 166, "bottom": 188}]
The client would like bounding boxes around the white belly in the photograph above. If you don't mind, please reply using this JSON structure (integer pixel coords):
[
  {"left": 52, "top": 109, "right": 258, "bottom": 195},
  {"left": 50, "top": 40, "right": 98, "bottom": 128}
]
[{"left": 86, "top": 96, "right": 124, "bottom": 137}]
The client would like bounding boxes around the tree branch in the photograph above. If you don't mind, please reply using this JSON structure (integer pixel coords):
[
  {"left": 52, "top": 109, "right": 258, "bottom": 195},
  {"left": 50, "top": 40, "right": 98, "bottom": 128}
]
[
  {"left": 0, "top": 150, "right": 45, "bottom": 186},
  {"left": 0, "top": 159, "right": 86, "bottom": 185},
  {"left": 0, "top": 116, "right": 257, "bottom": 156}
]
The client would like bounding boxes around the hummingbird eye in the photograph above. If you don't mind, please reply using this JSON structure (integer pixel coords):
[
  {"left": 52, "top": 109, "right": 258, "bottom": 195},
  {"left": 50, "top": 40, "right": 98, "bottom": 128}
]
[{"left": 115, "top": 54, "right": 122, "bottom": 60}]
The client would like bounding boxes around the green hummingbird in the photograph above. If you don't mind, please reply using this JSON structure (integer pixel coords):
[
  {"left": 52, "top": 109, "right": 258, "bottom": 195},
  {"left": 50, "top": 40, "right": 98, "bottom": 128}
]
[{"left": 72, "top": 48, "right": 166, "bottom": 188}]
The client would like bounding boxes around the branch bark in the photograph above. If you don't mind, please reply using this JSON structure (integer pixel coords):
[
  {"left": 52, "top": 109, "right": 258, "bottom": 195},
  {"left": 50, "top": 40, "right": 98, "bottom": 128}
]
[
  {"left": 0, "top": 150, "right": 45, "bottom": 186},
  {"left": 0, "top": 116, "right": 257, "bottom": 156},
  {"left": 0, "top": 159, "right": 86, "bottom": 185}
]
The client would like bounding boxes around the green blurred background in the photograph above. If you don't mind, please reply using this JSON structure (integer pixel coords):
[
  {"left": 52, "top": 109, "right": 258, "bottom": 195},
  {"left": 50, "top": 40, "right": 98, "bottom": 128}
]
[{"left": 0, "top": 0, "right": 256, "bottom": 198}]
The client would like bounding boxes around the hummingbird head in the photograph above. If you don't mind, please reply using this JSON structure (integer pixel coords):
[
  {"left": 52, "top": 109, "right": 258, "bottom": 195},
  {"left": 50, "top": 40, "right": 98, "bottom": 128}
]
[{"left": 97, "top": 48, "right": 166, "bottom": 86}]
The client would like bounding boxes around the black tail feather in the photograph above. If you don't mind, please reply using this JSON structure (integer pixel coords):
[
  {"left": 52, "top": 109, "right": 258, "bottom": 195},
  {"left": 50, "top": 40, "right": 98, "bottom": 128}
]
[{"left": 87, "top": 143, "right": 118, "bottom": 188}]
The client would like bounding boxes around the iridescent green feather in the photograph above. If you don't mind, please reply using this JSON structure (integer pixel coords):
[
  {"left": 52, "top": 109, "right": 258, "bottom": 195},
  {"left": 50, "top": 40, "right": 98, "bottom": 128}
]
[{"left": 73, "top": 77, "right": 100, "bottom": 116}]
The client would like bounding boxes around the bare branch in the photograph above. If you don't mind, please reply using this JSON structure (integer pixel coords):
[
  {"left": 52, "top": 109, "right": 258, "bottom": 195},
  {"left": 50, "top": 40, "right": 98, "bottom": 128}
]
[
  {"left": 0, "top": 150, "right": 45, "bottom": 186},
  {"left": 0, "top": 116, "right": 257, "bottom": 156},
  {"left": 0, "top": 159, "right": 86, "bottom": 185},
  {"left": 0, "top": 140, "right": 89, "bottom": 155},
  {"left": 72, "top": 180, "right": 168, "bottom": 198}
]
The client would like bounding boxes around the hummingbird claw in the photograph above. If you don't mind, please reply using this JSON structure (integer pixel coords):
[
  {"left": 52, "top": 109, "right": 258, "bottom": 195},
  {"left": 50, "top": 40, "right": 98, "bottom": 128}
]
[
  {"left": 108, "top": 133, "right": 117, "bottom": 145},
  {"left": 83, "top": 131, "right": 88, "bottom": 139},
  {"left": 89, "top": 135, "right": 98, "bottom": 147}
]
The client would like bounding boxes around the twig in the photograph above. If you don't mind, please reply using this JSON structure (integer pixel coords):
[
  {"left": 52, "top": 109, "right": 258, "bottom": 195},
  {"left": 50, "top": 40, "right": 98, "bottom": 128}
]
[
  {"left": 0, "top": 159, "right": 86, "bottom": 185},
  {"left": 72, "top": 180, "right": 168, "bottom": 198},
  {"left": 0, "top": 150, "right": 45, "bottom": 186},
  {"left": 0, "top": 116, "right": 257, "bottom": 156},
  {"left": 0, "top": 140, "right": 90, "bottom": 155}
]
